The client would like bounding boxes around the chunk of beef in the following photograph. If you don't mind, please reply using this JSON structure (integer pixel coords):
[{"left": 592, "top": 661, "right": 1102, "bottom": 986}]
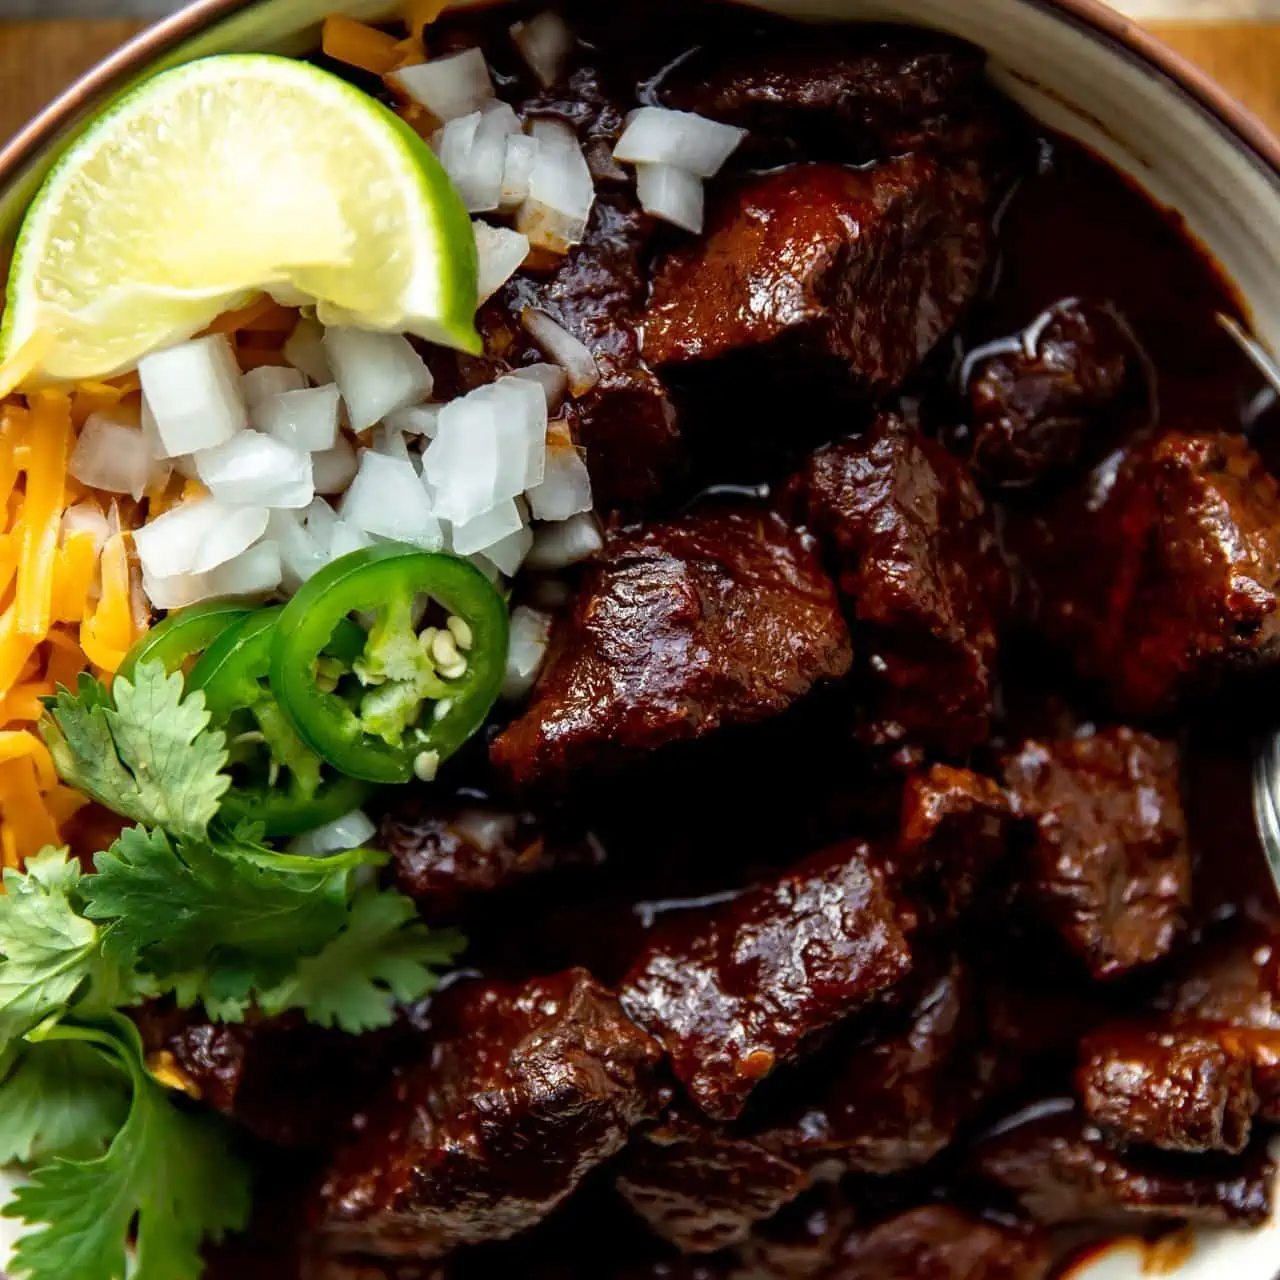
[
  {"left": 379, "top": 792, "right": 595, "bottom": 923},
  {"left": 660, "top": 26, "right": 989, "bottom": 164},
  {"left": 1022, "top": 430, "right": 1280, "bottom": 716},
  {"left": 827, "top": 1206, "right": 1050, "bottom": 1280},
  {"left": 313, "top": 970, "right": 662, "bottom": 1259},
  {"left": 956, "top": 299, "right": 1133, "bottom": 489},
  {"left": 731, "top": 1185, "right": 856, "bottom": 1279},
  {"left": 643, "top": 157, "right": 992, "bottom": 398},
  {"left": 897, "top": 765, "right": 1011, "bottom": 925},
  {"left": 621, "top": 839, "right": 912, "bottom": 1121},
  {"left": 758, "top": 958, "right": 990, "bottom": 1176},
  {"left": 490, "top": 508, "right": 852, "bottom": 788},
  {"left": 615, "top": 1117, "right": 808, "bottom": 1253},
  {"left": 1077, "top": 1021, "right": 1256, "bottom": 1154},
  {"left": 1004, "top": 729, "right": 1190, "bottom": 979},
  {"left": 1162, "top": 922, "right": 1280, "bottom": 1120},
  {"left": 969, "top": 1099, "right": 1274, "bottom": 1227},
  {"left": 796, "top": 416, "right": 1008, "bottom": 755}
]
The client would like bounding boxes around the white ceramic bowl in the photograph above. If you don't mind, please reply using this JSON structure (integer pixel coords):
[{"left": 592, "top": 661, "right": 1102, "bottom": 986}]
[{"left": 1, "top": 2, "right": 1279, "bottom": 1276}]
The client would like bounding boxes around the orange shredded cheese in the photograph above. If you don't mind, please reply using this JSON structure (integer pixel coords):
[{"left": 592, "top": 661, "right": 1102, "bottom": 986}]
[
  {"left": 323, "top": 16, "right": 403, "bottom": 75},
  {"left": 16, "top": 391, "right": 71, "bottom": 640}
]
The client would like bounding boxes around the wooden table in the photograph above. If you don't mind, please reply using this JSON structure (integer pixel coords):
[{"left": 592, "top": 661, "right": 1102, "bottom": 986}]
[{"left": 1, "top": 17, "right": 1279, "bottom": 145}]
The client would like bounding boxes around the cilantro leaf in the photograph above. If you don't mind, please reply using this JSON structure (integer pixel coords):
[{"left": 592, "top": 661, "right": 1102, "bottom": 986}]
[
  {"left": 0, "top": 849, "right": 100, "bottom": 1048},
  {"left": 4, "top": 1017, "right": 250, "bottom": 1280},
  {"left": 0, "top": 1040, "right": 129, "bottom": 1165},
  {"left": 260, "top": 889, "right": 465, "bottom": 1033},
  {"left": 83, "top": 826, "right": 355, "bottom": 999},
  {"left": 41, "top": 664, "right": 230, "bottom": 841}
]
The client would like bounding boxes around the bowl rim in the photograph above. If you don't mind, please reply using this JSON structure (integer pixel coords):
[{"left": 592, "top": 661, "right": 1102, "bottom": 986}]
[{"left": 2, "top": 0, "right": 1280, "bottom": 197}]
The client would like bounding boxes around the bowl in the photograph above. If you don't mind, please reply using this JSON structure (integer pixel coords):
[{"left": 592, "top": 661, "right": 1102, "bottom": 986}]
[{"left": 1, "top": 2, "right": 1279, "bottom": 1277}]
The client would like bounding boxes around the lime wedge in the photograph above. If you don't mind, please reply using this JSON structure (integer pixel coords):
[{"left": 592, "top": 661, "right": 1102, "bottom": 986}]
[{"left": 0, "top": 54, "right": 480, "bottom": 383}]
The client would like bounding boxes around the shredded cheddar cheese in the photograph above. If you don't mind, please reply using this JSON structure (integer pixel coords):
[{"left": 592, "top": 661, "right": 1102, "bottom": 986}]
[{"left": 322, "top": 16, "right": 404, "bottom": 76}]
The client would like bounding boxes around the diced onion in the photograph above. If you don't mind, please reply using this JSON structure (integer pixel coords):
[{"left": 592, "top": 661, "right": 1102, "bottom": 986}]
[
  {"left": 389, "top": 48, "right": 495, "bottom": 122},
  {"left": 142, "top": 568, "right": 213, "bottom": 611},
  {"left": 62, "top": 502, "right": 111, "bottom": 552},
  {"left": 372, "top": 424, "right": 414, "bottom": 465},
  {"left": 526, "top": 420, "right": 593, "bottom": 521},
  {"left": 482, "top": 522, "right": 534, "bottom": 577},
  {"left": 500, "top": 134, "right": 539, "bottom": 212},
  {"left": 288, "top": 809, "right": 377, "bottom": 856},
  {"left": 449, "top": 498, "right": 524, "bottom": 557},
  {"left": 243, "top": 365, "right": 307, "bottom": 408},
  {"left": 614, "top": 106, "right": 746, "bottom": 178},
  {"left": 323, "top": 327, "right": 435, "bottom": 431},
  {"left": 303, "top": 497, "right": 340, "bottom": 556},
  {"left": 439, "top": 103, "right": 520, "bottom": 213},
  {"left": 283, "top": 316, "right": 332, "bottom": 385},
  {"left": 474, "top": 221, "right": 531, "bottom": 303},
  {"left": 517, "top": 119, "right": 595, "bottom": 255},
  {"left": 139, "top": 334, "right": 247, "bottom": 457},
  {"left": 69, "top": 415, "right": 153, "bottom": 500},
  {"left": 510, "top": 362, "right": 569, "bottom": 413},
  {"left": 521, "top": 308, "right": 599, "bottom": 396},
  {"left": 384, "top": 404, "right": 441, "bottom": 438},
  {"left": 511, "top": 11, "right": 575, "bottom": 88},
  {"left": 311, "top": 438, "right": 360, "bottom": 495},
  {"left": 635, "top": 162, "right": 705, "bottom": 234},
  {"left": 525, "top": 512, "right": 604, "bottom": 570},
  {"left": 134, "top": 498, "right": 270, "bottom": 579},
  {"left": 340, "top": 451, "right": 443, "bottom": 549},
  {"left": 195, "top": 430, "right": 315, "bottom": 509},
  {"left": 205, "top": 540, "right": 282, "bottom": 598},
  {"left": 252, "top": 383, "right": 342, "bottom": 453},
  {"left": 502, "top": 605, "right": 553, "bottom": 699},
  {"left": 329, "top": 520, "right": 375, "bottom": 562},
  {"left": 268, "top": 510, "right": 326, "bottom": 592}
]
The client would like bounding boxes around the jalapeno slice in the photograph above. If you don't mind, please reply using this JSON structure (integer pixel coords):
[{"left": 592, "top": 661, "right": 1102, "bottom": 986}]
[
  {"left": 118, "top": 599, "right": 254, "bottom": 682},
  {"left": 189, "top": 608, "right": 371, "bottom": 836},
  {"left": 269, "top": 545, "right": 509, "bottom": 785}
]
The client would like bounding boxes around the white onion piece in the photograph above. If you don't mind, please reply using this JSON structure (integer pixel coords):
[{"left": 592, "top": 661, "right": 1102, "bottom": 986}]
[
  {"left": 500, "top": 134, "right": 539, "bottom": 212},
  {"left": 635, "top": 162, "right": 704, "bottom": 234},
  {"left": 525, "top": 512, "right": 604, "bottom": 570},
  {"left": 614, "top": 106, "right": 746, "bottom": 178},
  {"left": 69, "top": 416, "right": 153, "bottom": 500},
  {"left": 517, "top": 119, "right": 595, "bottom": 254},
  {"left": 205, "top": 540, "right": 282, "bottom": 598},
  {"left": 482, "top": 522, "right": 533, "bottom": 577},
  {"left": 390, "top": 48, "right": 494, "bottom": 122},
  {"left": 141, "top": 568, "right": 212, "bottom": 611},
  {"left": 341, "top": 451, "right": 443, "bottom": 549},
  {"left": 440, "top": 104, "right": 520, "bottom": 213},
  {"left": 448, "top": 498, "right": 524, "bottom": 557},
  {"left": 474, "top": 221, "right": 531, "bottom": 303},
  {"left": 243, "top": 365, "right": 307, "bottom": 408},
  {"left": 311, "top": 439, "right": 360, "bottom": 495},
  {"left": 283, "top": 316, "right": 332, "bottom": 385},
  {"left": 288, "top": 808, "right": 377, "bottom": 857},
  {"left": 384, "top": 404, "right": 441, "bottom": 438},
  {"left": 253, "top": 384, "right": 341, "bottom": 452},
  {"left": 139, "top": 334, "right": 246, "bottom": 457},
  {"left": 268, "top": 510, "right": 326, "bottom": 592},
  {"left": 526, "top": 420, "right": 593, "bottom": 521},
  {"left": 371, "top": 425, "right": 412, "bottom": 466},
  {"left": 195, "top": 430, "right": 314, "bottom": 509},
  {"left": 510, "top": 362, "right": 569, "bottom": 413},
  {"left": 502, "top": 605, "right": 553, "bottom": 699},
  {"left": 521, "top": 308, "right": 599, "bottom": 396},
  {"left": 511, "top": 11, "right": 575, "bottom": 89},
  {"left": 329, "top": 520, "right": 375, "bottom": 562},
  {"left": 62, "top": 502, "right": 110, "bottom": 551},
  {"left": 134, "top": 498, "right": 270, "bottom": 578},
  {"left": 139, "top": 398, "right": 165, "bottom": 460},
  {"left": 303, "top": 497, "right": 340, "bottom": 555},
  {"left": 323, "top": 327, "right": 434, "bottom": 432}
]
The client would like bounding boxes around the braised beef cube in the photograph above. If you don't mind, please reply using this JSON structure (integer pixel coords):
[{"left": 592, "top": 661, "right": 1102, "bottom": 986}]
[
  {"left": 827, "top": 1206, "right": 1050, "bottom": 1280},
  {"left": 1163, "top": 922, "right": 1280, "bottom": 1120},
  {"left": 760, "top": 958, "right": 989, "bottom": 1176},
  {"left": 1077, "top": 1021, "right": 1256, "bottom": 1155},
  {"left": 495, "top": 195, "right": 681, "bottom": 511},
  {"left": 621, "top": 839, "right": 911, "bottom": 1121},
  {"left": 491, "top": 508, "right": 852, "bottom": 788},
  {"left": 732, "top": 1185, "right": 856, "bottom": 1279},
  {"left": 957, "top": 299, "right": 1133, "bottom": 488},
  {"left": 313, "top": 969, "right": 662, "bottom": 1259},
  {"left": 969, "top": 1099, "right": 1274, "bottom": 1227},
  {"left": 379, "top": 793, "right": 595, "bottom": 922},
  {"left": 661, "top": 26, "right": 988, "bottom": 164},
  {"left": 1004, "top": 729, "right": 1190, "bottom": 979},
  {"left": 897, "top": 765, "right": 1011, "bottom": 924},
  {"left": 643, "top": 157, "right": 992, "bottom": 397},
  {"left": 1024, "top": 430, "right": 1280, "bottom": 717},
  {"left": 615, "top": 1117, "right": 808, "bottom": 1254},
  {"left": 797, "top": 416, "right": 1008, "bottom": 755}
]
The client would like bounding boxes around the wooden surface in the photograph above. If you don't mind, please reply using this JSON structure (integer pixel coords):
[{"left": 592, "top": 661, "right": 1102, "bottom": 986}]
[{"left": 0, "top": 17, "right": 1279, "bottom": 146}]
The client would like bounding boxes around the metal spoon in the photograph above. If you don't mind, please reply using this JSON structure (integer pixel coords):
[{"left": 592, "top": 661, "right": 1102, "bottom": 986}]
[{"left": 1218, "top": 314, "right": 1280, "bottom": 887}]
